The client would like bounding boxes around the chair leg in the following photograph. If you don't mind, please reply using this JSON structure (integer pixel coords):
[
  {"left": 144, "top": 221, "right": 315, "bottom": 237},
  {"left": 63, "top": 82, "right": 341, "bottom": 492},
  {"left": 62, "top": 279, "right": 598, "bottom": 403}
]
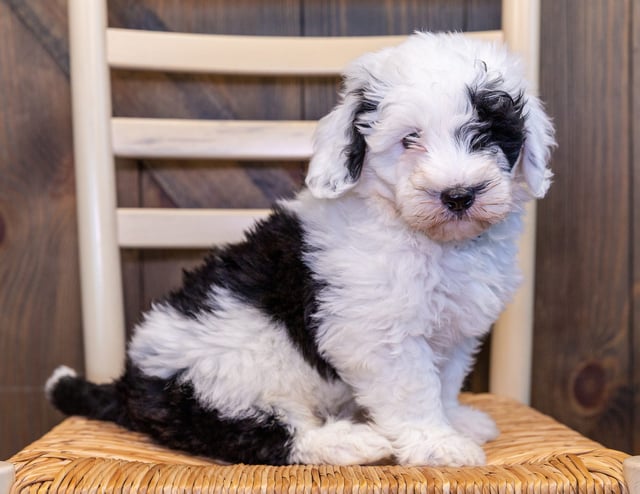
[
  {"left": 0, "top": 461, "right": 15, "bottom": 494},
  {"left": 624, "top": 456, "right": 640, "bottom": 494}
]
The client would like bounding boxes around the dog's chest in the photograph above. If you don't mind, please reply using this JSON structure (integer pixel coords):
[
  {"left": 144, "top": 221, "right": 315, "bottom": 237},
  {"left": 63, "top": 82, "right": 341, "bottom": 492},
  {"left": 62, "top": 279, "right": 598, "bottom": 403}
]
[
  {"left": 405, "top": 242, "right": 514, "bottom": 340},
  {"left": 311, "top": 228, "right": 519, "bottom": 345},
  {"left": 426, "top": 240, "right": 518, "bottom": 340}
]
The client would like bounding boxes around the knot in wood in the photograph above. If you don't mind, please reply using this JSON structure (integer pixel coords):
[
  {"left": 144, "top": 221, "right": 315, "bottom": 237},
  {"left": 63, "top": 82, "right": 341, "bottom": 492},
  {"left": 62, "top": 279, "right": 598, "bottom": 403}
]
[{"left": 572, "top": 361, "right": 607, "bottom": 412}]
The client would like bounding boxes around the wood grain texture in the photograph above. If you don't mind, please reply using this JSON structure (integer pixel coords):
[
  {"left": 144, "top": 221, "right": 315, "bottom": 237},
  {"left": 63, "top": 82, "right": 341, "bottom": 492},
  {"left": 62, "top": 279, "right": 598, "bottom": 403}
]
[
  {"left": 632, "top": 0, "right": 640, "bottom": 456},
  {"left": 116, "top": 158, "right": 144, "bottom": 336},
  {"left": 465, "top": 0, "right": 501, "bottom": 30},
  {"left": 533, "top": 0, "right": 633, "bottom": 453},
  {"left": 0, "top": 390, "right": 65, "bottom": 458},
  {"left": 0, "top": 0, "right": 83, "bottom": 459}
]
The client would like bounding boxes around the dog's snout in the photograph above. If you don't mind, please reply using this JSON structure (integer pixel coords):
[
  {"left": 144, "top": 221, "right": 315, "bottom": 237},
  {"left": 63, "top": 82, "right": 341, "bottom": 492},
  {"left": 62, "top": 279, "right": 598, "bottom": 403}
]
[{"left": 440, "top": 187, "right": 476, "bottom": 212}]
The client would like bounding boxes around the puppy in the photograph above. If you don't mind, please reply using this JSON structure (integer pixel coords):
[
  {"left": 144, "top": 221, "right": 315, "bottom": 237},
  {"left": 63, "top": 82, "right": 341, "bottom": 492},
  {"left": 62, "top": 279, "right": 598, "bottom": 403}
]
[{"left": 47, "top": 32, "right": 554, "bottom": 467}]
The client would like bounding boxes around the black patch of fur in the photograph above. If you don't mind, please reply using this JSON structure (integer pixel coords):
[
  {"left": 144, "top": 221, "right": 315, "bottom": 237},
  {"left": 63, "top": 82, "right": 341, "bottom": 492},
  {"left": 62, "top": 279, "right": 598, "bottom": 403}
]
[
  {"left": 462, "top": 79, "right": 526, "bottom": 168},
  {"left": 50, "top": 363, "right": 294, "bottom": 465},
  {"left": 165, "top": 206, "right": 338, "bottom": 380},
  {"left": 49, "top": 374, "right": 129, "bottom": 424},
  {"left": 345, "top": 88, "right": 378, "bottom": 181}
]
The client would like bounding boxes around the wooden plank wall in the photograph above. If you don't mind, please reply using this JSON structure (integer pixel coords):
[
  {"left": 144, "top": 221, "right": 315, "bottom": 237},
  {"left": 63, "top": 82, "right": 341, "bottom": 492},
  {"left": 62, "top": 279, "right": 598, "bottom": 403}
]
[
  {"left": 533, "top": 0, "right": 634, "bottom": 454},
  {"left": 633, "top": 0, "right": 640, "bottom": 461},
  {"left": 0, "top": 0, "right": 637, "bottom": 461},
  {"left": 0, "top": 0, "right": 84, "bottom": 459}
]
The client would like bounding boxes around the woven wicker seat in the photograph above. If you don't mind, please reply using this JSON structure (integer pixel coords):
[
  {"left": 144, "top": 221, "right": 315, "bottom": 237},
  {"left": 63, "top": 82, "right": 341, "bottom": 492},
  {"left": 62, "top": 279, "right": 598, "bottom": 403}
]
[
  {"left": 2, "top": 1, "right": 639, "bottom": 493},
  {"left": 8, "top": 395, "right": 629, "bottom": 493}
]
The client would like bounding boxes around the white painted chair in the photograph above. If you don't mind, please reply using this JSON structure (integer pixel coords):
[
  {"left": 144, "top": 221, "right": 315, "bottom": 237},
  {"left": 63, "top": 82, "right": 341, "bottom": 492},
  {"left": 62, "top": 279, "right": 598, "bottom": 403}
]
[{"left": 2, "top": 1, "right": 637, "bottom": 492}]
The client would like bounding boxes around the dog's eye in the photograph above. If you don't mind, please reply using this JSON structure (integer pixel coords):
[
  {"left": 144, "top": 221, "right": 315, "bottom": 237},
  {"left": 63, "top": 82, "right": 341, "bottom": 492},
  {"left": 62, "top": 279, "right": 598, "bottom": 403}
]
[
  {"left": 402, "top": 131, "right": 424, "bottom": 150},
  {"left": 402, "top": 131, "right": 427, "bottom": 151}
]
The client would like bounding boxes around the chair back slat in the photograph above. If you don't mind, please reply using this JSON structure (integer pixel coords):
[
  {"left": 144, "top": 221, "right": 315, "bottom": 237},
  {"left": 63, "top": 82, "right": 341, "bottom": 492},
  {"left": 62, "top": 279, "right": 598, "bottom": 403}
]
[
  {"left": 117, "top": 208, "right": 269, "bottom": 248},
  {"left": 112, "top": 118, "right": 316, "bottom": 160}
]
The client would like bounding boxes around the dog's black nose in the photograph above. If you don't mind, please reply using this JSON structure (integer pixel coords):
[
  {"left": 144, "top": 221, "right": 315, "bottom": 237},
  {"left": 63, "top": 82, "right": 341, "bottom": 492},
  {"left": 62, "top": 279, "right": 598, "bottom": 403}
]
[{"left": 440, "top": 187, "right": 476, "bottom": 212}]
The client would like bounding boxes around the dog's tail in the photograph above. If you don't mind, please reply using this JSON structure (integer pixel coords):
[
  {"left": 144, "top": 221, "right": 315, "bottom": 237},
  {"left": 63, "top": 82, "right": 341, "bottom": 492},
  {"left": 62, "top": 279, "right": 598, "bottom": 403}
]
[{"left": 45, "top": 366, "right": 131, "bottom": 428}]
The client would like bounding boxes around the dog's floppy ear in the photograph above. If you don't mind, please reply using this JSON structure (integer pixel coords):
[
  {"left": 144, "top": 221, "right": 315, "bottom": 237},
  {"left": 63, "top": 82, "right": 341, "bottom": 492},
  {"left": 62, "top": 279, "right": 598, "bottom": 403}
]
[
  {"left": 519, "top": 95, "right": 556, "bottom": 198},
  {"left": 305, "top": 63, "right": 381, "bottom": 199}
]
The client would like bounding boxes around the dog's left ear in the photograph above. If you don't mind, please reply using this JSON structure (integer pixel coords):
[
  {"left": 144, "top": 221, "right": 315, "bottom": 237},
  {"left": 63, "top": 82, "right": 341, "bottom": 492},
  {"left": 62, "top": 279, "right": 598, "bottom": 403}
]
[
  {"left": 519, "top": 95, "right": 556, "bottom": 198},
  {"left": 305, "top": 62, "right": 381, "bottom": 199}
]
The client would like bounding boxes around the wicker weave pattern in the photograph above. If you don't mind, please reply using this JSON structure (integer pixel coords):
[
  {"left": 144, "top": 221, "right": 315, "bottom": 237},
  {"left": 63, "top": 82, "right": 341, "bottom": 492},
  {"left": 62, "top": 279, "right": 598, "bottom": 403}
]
[{"left": 9, "top": 394, "right": 629, "bottom": 493}]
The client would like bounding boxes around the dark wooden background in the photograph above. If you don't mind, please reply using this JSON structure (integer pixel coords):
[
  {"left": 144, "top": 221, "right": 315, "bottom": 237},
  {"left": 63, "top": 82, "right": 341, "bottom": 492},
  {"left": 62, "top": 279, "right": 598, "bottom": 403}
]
[{"left": 1, "top": 0, "right": 637, "bottom": 459}]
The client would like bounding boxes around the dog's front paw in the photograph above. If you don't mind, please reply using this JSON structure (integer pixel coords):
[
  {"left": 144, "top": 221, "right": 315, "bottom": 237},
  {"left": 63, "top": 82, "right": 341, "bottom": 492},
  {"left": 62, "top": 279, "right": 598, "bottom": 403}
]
[
  {"left": 395, "top": 428, "right": 486, "bottom": 466},
  {"left": 446, "top": 405, "right": 499, "bottom": 445}
]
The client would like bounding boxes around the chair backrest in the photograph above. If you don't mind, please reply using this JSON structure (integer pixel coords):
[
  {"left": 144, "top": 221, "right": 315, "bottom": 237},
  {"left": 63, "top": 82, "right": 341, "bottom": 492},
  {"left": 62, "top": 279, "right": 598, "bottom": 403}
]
[{"left": 67, "top": 0, "right": 541, "bottom": 404}]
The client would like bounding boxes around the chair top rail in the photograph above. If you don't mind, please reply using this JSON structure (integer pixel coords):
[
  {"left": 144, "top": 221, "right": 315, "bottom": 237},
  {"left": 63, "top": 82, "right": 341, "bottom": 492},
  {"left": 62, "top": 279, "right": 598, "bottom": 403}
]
[{"left": 107, "top": 28, "right": 503, "bottom": 76}]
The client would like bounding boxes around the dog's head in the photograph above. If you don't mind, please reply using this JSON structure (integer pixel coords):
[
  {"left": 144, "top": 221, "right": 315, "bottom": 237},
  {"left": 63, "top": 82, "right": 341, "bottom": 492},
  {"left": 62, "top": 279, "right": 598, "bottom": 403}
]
[{"left": 305, "top": 32, "right": 555, "bottom": 242}]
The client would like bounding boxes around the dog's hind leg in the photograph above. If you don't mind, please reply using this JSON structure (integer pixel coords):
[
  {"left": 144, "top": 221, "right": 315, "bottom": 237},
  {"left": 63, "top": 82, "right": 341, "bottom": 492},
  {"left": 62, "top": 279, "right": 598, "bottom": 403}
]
[{"left": 289, "top": 419, "right": 392, "bottom": 465}]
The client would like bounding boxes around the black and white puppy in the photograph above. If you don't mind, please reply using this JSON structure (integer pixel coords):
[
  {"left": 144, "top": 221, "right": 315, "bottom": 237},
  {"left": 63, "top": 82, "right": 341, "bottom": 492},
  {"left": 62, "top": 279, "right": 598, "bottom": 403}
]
[{"left": 47, "top": 32, "right": 554, "bottom": 467}]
